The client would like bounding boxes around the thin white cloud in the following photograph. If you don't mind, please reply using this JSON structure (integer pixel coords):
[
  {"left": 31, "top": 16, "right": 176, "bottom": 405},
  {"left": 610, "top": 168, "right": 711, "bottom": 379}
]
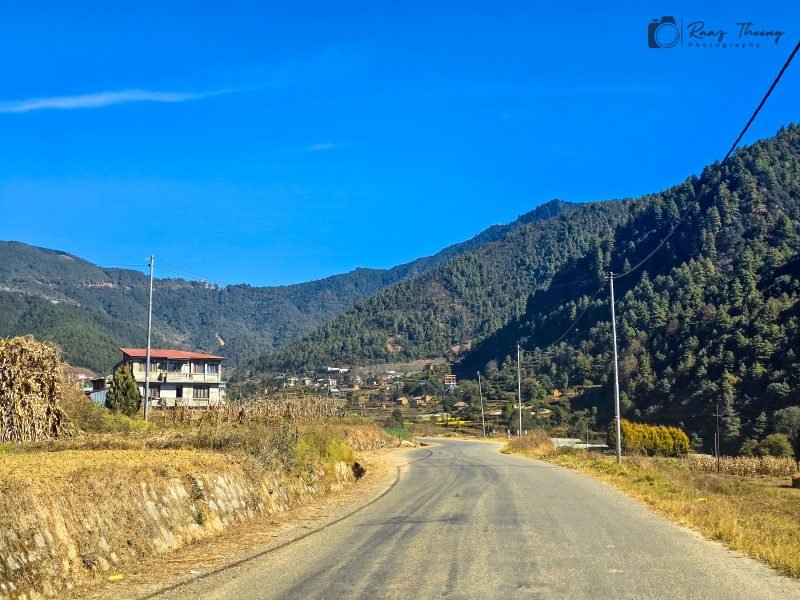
[
  {"left": 0, "top": 88, "right": 230, "bottom": 113},
  {"left": 305, "top": 142, "right": 337, "bottom": 151},
  {"left": 280, "top": 142, "right": 340, "bottom": 154}
]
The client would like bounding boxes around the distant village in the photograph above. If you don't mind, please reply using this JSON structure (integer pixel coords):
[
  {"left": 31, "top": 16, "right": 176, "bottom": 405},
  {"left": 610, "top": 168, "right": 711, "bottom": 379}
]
[
  {"left": 65, "top": 347, "right": 461, "bottom": 414},
  {"left": 271, "top": 366, "right": 459, "bottom": 412}
]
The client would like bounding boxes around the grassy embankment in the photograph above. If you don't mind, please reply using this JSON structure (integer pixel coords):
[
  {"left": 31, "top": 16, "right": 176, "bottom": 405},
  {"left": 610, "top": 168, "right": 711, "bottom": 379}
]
[
  {"left": 0, "top": 388, "right": 394, "bottom": 598},
  {"left": 503, "top": 431, "right": 800, "bottom": 578}
]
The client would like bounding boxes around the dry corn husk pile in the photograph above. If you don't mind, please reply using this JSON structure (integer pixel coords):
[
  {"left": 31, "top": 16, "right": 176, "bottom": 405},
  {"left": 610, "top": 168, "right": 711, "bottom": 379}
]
[{"left": 0, "top": 336, "right": 72, "bottom": 442}]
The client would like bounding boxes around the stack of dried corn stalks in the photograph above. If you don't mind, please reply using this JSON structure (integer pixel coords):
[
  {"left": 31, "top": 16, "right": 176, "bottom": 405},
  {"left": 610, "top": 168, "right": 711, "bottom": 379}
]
[{"left": 0, "top": 336, "right": 72, "bottom": 442}]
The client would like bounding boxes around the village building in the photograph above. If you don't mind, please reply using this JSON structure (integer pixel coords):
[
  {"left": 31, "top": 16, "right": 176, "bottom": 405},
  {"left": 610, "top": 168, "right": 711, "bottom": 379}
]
[
  {"left": 119, "top": 348, "right": 226, "bottom": 408},
  {"left": 411, "top": 394, "right": 433, "bottom": 408}
]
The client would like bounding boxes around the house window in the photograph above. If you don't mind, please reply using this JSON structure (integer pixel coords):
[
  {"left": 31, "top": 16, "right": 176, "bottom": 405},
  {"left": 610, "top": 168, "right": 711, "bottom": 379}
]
[
  {"left": 149, "top": 361, "right": 160, "bottom": 372},
  {"left": 148, "top": 385, "right": 160, "bottom": 399},
  {"left": 167, "top": 362, "right": 179, "bottom": 372},
  {"left": 206, "top": 363, "right": 219, "bottom": 375},
  {"left": 176, "top": 385, "right": 183, "bottom": 398},
  {"left": 193, "top": 385, "right": 210, "bottom": 399},
  {"left": 193, "top": 362, "right": 204, "bottom": 373}
]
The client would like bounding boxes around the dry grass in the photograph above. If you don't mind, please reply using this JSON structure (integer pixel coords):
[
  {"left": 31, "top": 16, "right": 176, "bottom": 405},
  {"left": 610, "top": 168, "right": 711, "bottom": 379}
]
[
  {"left": 501, "top": 430, "right": 556, "bottom": 458},
  {"left": 151, "top": 395, "right": 345, "bottom": 427},
  {"left": 540, "top": 451, "right": 800, "bottom": 578},
  {"left": 27, "top": 390, "right": 392, "bottom": 476},
  {"left": 0, "top": 447, "right": 233, "bottom": 488}
]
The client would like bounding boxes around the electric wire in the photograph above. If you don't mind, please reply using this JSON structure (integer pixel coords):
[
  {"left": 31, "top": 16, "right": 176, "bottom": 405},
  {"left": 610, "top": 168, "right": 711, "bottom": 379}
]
[
  {"left": 155, "top": 266, "right": 228, "bottom": 287},
  {"left": 155, "top": 261, "right": 231, "bottom": 287},
  {"left": 519, "top": 39, "right": 800, "bottom": 357},
  {"left": 613, "top": 39, "right": 800, "bottom": 281},
  {"left": 100, "top": 263, "right": 149, "bottom": 268}
]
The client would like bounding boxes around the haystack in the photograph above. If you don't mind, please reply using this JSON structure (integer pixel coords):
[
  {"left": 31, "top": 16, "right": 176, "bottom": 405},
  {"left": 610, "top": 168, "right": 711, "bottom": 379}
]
[{"left": 0, "top": 336, "right": 71, "bottom": 442}]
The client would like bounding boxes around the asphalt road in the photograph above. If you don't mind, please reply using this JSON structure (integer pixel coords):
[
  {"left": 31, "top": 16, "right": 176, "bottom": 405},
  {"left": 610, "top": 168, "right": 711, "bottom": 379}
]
[{"left": 155, "top": 439, "right": 800, "bottom": 599}]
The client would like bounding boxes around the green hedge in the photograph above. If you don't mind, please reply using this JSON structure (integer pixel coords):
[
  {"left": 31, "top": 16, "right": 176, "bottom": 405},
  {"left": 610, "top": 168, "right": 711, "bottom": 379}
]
[{"left": 607, "top": 419, "right": 690, "bottom": 456}]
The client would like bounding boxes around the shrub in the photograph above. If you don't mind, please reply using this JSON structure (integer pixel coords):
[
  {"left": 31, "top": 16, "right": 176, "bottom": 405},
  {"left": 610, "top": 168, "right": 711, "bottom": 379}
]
[
  {"left": 384, "top": 427, "right": 412, "bottom": 439},
  {"left": 739, "top": 438, "right": 759, "bottom": 457},
  {"left": 293, "top": 428, "right": 354, "bottom": 473},
  {"left": 384, "top": 409, "right": 404, "bottom": 429},
  {"left": 608, "top": 419, "right": 689, "bottom": 457},
  {"left": 61, "top": 387, "right": 151, "bottom": 435},
  {"left": 757, "top": 433, "right": 794, "bottom": 458}
]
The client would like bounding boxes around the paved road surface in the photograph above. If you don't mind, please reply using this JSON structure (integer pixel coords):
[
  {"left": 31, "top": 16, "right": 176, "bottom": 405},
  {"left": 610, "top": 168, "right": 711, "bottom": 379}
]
[{"left": 155, "top": 439, "right": 800, "bottom": 599}]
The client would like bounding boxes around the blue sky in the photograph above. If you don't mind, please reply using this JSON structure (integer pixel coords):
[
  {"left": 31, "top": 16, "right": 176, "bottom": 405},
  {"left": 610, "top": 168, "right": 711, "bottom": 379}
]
[{"left": 0, "top": 1, "right": 798, "bottom": 285}]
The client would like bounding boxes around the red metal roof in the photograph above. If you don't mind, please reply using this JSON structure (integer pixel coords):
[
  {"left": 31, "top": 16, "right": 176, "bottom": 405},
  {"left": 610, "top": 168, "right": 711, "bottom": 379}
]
[{"left": 120, "top": 348, "right": 226, "bottom": 361}]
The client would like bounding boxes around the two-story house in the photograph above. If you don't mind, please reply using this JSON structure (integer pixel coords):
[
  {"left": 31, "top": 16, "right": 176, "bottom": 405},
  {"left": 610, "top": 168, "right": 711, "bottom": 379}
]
[{"left": 119, "top": 348, "right": 226, "bottom": 408}]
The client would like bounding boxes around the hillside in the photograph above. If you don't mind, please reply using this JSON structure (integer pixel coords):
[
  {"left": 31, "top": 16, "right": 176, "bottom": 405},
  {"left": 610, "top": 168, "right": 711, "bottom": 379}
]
[
  {"left": 255, "top": 199, "right": 633, "bottom": 371},
  {"left": 253, "top": 124, "right": 800, "bottom": 453},
  {"left": 0, "top": 201, "right": 569, "bottom": 372},
  {"left": 456, "top": 124, "right": 800, "bottom": 453}
]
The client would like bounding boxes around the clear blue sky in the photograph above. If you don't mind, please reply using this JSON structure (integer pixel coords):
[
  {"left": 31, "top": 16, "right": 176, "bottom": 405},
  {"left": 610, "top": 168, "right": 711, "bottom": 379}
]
[{"left": 0, "top": 1, "right": 798, "bottom": 285}]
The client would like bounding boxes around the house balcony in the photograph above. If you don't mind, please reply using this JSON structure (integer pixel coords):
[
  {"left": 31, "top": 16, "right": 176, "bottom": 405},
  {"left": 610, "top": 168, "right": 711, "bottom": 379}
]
[{"left": 134, "top": 372, "right": 222, "bottom": 384}]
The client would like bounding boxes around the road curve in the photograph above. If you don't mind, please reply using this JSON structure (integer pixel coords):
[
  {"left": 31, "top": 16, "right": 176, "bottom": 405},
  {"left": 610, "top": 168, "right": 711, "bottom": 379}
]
[{"left": 155, "top": 439, "right": 800, "bottom": 599}]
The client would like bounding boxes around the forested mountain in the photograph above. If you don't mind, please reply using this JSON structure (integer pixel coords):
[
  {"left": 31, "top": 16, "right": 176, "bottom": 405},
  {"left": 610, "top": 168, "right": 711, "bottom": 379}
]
[
  {"left": 0, "top": 200, "right": 568, "bottom": 372},
  {"left": 256, "top": 199, "right": 634, "bottom": 371},
  {"left": 256, "top": 124, "right": 800, "bottom": 452},
  {"left": 456, "top": 124, "right": 800, "bottom": 453}
]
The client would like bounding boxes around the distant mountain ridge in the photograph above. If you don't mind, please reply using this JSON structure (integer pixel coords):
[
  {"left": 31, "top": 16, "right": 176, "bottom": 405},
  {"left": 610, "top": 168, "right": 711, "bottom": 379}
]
[
  {"left": 0, "top": 200, "right": 572, "bottom": 372},
  {"left": 255, "top": 198, "right": 632, "bottom": 371},
  {"left": 257, "top": 125, "right": 800, "bottom": 378}
]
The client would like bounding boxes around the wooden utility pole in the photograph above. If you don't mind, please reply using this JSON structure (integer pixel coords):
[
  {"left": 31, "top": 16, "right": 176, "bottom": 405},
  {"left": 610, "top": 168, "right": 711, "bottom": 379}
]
[
  {"left": 713, "top": 400, "right": 722, "bottom": 473},
  {"left": 517, "top": 345, "right": 523, "bottom": 438},
  {"left": 477, "top": 371, "right": 486, "bottom": 438},
  {"left": 143, "top": 255, "right": 154, "bottom": 422},
  {"left": 609, "top": 273, "right": 622, "bottom": 464}
]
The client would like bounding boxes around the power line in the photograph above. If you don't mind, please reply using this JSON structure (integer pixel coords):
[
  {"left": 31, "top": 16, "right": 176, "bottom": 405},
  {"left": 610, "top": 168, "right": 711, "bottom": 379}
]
[
  {"left": 155, "top": 262, "right": 230, "bottom": 287},
  {"left": 614, "top": 39, "right": 800, "bottom": 281},
  {"left": 519, "top": 40, "right": 800, "bottom": 355},
  {"left": 158, "top": 261, "right": 230, "bottom": 287},
  {"left": 516, "top": 283, "right": 604, "bottom": 357},
  {"left": 100, "top": 263, "right": 149, "bottom": 268},
  {"left": 723, "top": 40, "right": 800, "bottom": 162},
  {"left": 548, "top": 284, "right": 606, "bottom": 347},
  {"left": 155, "top": 266, "right": 227, "bottom": 287}
]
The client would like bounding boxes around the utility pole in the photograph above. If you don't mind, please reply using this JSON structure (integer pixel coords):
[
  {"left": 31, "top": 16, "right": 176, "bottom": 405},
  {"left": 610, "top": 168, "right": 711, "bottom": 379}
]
[
  {"left": 144, "top": 255, "right": 154, "bottom": 422},
  {"left": 609, "top": 273, "right": 622, "bottom": 464},
  {"left": 517, "top": 344, "right": 523, "bottom": 438},
  {"left": 586, "top": 422, "right": 590, "bottom": 452},
  {"left": 713, "top": 400, "right": 722, "bottom": 473},
  {"left": 477, "top": 371, "right": 486, "bottom": 438}
]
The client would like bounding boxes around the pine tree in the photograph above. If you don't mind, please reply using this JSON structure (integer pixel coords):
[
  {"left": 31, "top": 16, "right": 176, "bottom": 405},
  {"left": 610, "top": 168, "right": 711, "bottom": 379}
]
[
  {"left": 752, "top": 411, "right": 768, "bottom": 439},
  {"left": 106, "top": 363, "right": 142, "bottom": 416},
  {"left": 720, "top": 373, "right": 741, "bottom": 449}
]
